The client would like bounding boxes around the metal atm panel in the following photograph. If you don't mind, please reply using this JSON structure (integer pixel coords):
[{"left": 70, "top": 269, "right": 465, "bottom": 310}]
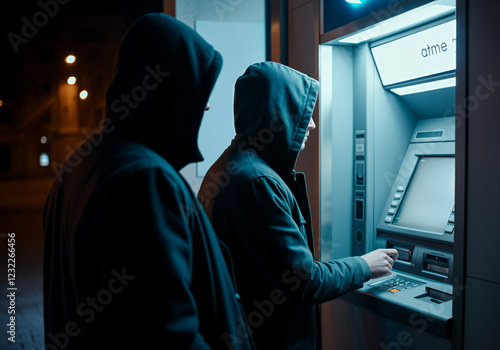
[
  {"left": 319, "top": 2, "right": 457, "bottom": 346},
  {"left": 342, "top": 118, "right": 456, "bottom": 339}
]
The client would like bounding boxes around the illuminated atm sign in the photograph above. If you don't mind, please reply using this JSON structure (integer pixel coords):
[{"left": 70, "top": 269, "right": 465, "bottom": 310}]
[{"left": 370, "top": 19, "right": 456, "bottom": 87}]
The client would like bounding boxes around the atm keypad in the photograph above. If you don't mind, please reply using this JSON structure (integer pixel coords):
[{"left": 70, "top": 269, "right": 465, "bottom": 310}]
[{"left": 370, "top": 276, "right": 424, "bottom": 293}]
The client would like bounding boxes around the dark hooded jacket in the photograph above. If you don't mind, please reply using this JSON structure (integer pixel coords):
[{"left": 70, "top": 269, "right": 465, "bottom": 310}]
[
  {"left": 198, "top": 62, "right": 371, "bottom": 350},
  {"left": 43, "top": 13, "right": 254, "bottom": 350}
]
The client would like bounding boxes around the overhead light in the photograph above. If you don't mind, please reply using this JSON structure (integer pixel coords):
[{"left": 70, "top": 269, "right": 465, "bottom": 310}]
[
  {"left": 79, "top": 90, "right": 88, "bottom": 100},
  {"left": 67, "top": 76, "right": 76, "bottom": 85},
  {"left": 346, "top": 0, "right": 362, "bottom": 4},
  {"left": 339, "top": 4, "right": 455, "bottom": 44},
  {"left": 391, "top": 77, "right": 455, "bottom": 95}
]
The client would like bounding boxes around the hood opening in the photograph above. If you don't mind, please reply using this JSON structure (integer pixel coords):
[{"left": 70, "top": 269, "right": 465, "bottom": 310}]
[{"left": 104, "top": 13, "right": 223, "bottom": 170}]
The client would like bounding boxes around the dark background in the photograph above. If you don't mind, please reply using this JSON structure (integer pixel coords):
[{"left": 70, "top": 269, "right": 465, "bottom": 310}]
[
  {"left": 0, "top": 0, "right": 164, "bottom": 121},
  {"left": 0, "top": 2, "right": 163, "bottom": 349}
]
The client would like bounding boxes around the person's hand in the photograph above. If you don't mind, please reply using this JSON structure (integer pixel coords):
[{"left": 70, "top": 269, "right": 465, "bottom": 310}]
[{"left": 361, "top": 248, "right": 399, "bottom": 278}]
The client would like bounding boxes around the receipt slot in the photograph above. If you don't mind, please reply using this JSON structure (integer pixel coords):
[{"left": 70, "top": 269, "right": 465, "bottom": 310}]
[{"left": 319, "top": 0, "right": 457, "bottom": 348}]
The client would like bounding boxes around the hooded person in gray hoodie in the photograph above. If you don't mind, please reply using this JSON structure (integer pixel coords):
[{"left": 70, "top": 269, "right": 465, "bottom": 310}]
[
  {"left": 198, "top": 62, "right": 398, "bottom": 350},
  {"left": 43, "top": 13, "right": 255, "bottom": 350}
]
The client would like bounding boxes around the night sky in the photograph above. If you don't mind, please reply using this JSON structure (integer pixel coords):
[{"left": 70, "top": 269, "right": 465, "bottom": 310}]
[
  {"left": 1, "top": 0, "right": 163, "bottom": 58},
  {"left": 0, "top": 0, "right": 163, "bottom": 116}
]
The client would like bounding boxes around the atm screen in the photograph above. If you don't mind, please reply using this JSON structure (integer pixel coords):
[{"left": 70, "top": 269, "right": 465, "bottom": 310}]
[{"left": 394, "top": 156, "right": 455, "bottom": 233}]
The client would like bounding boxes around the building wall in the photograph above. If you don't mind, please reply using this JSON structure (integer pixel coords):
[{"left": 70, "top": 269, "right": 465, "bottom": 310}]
[
  {"left": 287, "top": 0, "right": 321, "bottom": 256},
  {"left": 461, "top": 0, "right": 500, "bottom": 348},
  {"left": 175, "top": 0, "right": 266, "bottom": 193}
]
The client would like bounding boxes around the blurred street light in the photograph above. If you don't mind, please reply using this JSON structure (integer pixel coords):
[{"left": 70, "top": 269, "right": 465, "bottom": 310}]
[
  {"left": 39, "top": 153, "right": 49, "bottom": 167},
  {"left": 65, "top": 55, "right": 76, "bottom": 64},
  {"left": 67, "top": 76, "right": 76, "bottom": 85}
]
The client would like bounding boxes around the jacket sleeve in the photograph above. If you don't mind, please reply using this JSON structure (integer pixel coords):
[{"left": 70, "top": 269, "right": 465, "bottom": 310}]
[
  {"left": 233, "top": 176, "right": 371, "bottom": 306},
  {"left": 98, "top": 168, "right": 212, "bottom": 349}
]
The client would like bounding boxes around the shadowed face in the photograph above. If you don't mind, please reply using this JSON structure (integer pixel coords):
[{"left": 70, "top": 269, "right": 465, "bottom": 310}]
[{"left": 301, "top": 118, "right": 316, "bottom": 150}]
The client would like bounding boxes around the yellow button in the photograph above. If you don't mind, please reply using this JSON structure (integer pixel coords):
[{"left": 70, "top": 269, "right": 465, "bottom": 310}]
[{"left": 389, "top": 288, "right": 400, "bottom": 293}]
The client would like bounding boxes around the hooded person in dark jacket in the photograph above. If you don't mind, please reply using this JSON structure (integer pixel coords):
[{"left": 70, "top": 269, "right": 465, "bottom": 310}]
[
  {"left": 198, "top": 62, "right": 398, "bottom": 350},
  {"left": 43, "top": 13, "right": 255, "bottom": 350}
]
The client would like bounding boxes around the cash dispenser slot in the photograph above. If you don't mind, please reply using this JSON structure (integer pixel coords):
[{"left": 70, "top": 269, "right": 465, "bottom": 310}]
[
  {"left": 424, "top": 253, "right": 449, "bottom": 276},
  {"left": 415, "top": 287, "right": 453, "bottom": 304}
]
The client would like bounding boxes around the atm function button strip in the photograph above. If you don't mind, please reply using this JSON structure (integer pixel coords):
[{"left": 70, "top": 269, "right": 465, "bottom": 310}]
[
  {"left": 385, "top": 186, "right": 405, "bottom": 223},
  {"left": 444, "top": 206, "right": 455, "bottom": 234}
]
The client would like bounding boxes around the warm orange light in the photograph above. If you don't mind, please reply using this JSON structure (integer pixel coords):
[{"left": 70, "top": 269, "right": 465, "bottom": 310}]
[
  {"left": 67, "top": 76, "right": 76, "bottom": 85},
  {"left": 65, "top": 55, "right": 76, "bottom": 64},
  {"left": 0, "top": 100, "right": 3, "bottom": 107},
  {"left": 79, "top": 90, "right": 88, "bottom": 100}
]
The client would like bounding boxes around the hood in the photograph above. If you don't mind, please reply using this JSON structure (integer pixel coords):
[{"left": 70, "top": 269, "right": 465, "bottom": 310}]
[
  {"left": 234, "top": 62, "right": 319, "bottom": 173},
  {"left": 105, "top": 13, "right": 222, "bottom": 170}
]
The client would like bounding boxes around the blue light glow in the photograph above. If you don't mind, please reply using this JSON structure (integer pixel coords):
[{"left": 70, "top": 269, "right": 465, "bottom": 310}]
[
  {"left": 40, "top": 153, "right": 49, "bottom": 167},
  {"left": 339, "top": 4, "right": 455, "bottom": 44},
  {"left": 390, "top": 78, "right": 455, "bottom": 95},
  {"left": 345, "top": 0, "right": 363, "bottom": 4}
]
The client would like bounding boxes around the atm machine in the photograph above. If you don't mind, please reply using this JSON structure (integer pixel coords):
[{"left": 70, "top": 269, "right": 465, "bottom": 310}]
[{"left": 318, "top": 0, "right": 458, "bottom": 349}]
